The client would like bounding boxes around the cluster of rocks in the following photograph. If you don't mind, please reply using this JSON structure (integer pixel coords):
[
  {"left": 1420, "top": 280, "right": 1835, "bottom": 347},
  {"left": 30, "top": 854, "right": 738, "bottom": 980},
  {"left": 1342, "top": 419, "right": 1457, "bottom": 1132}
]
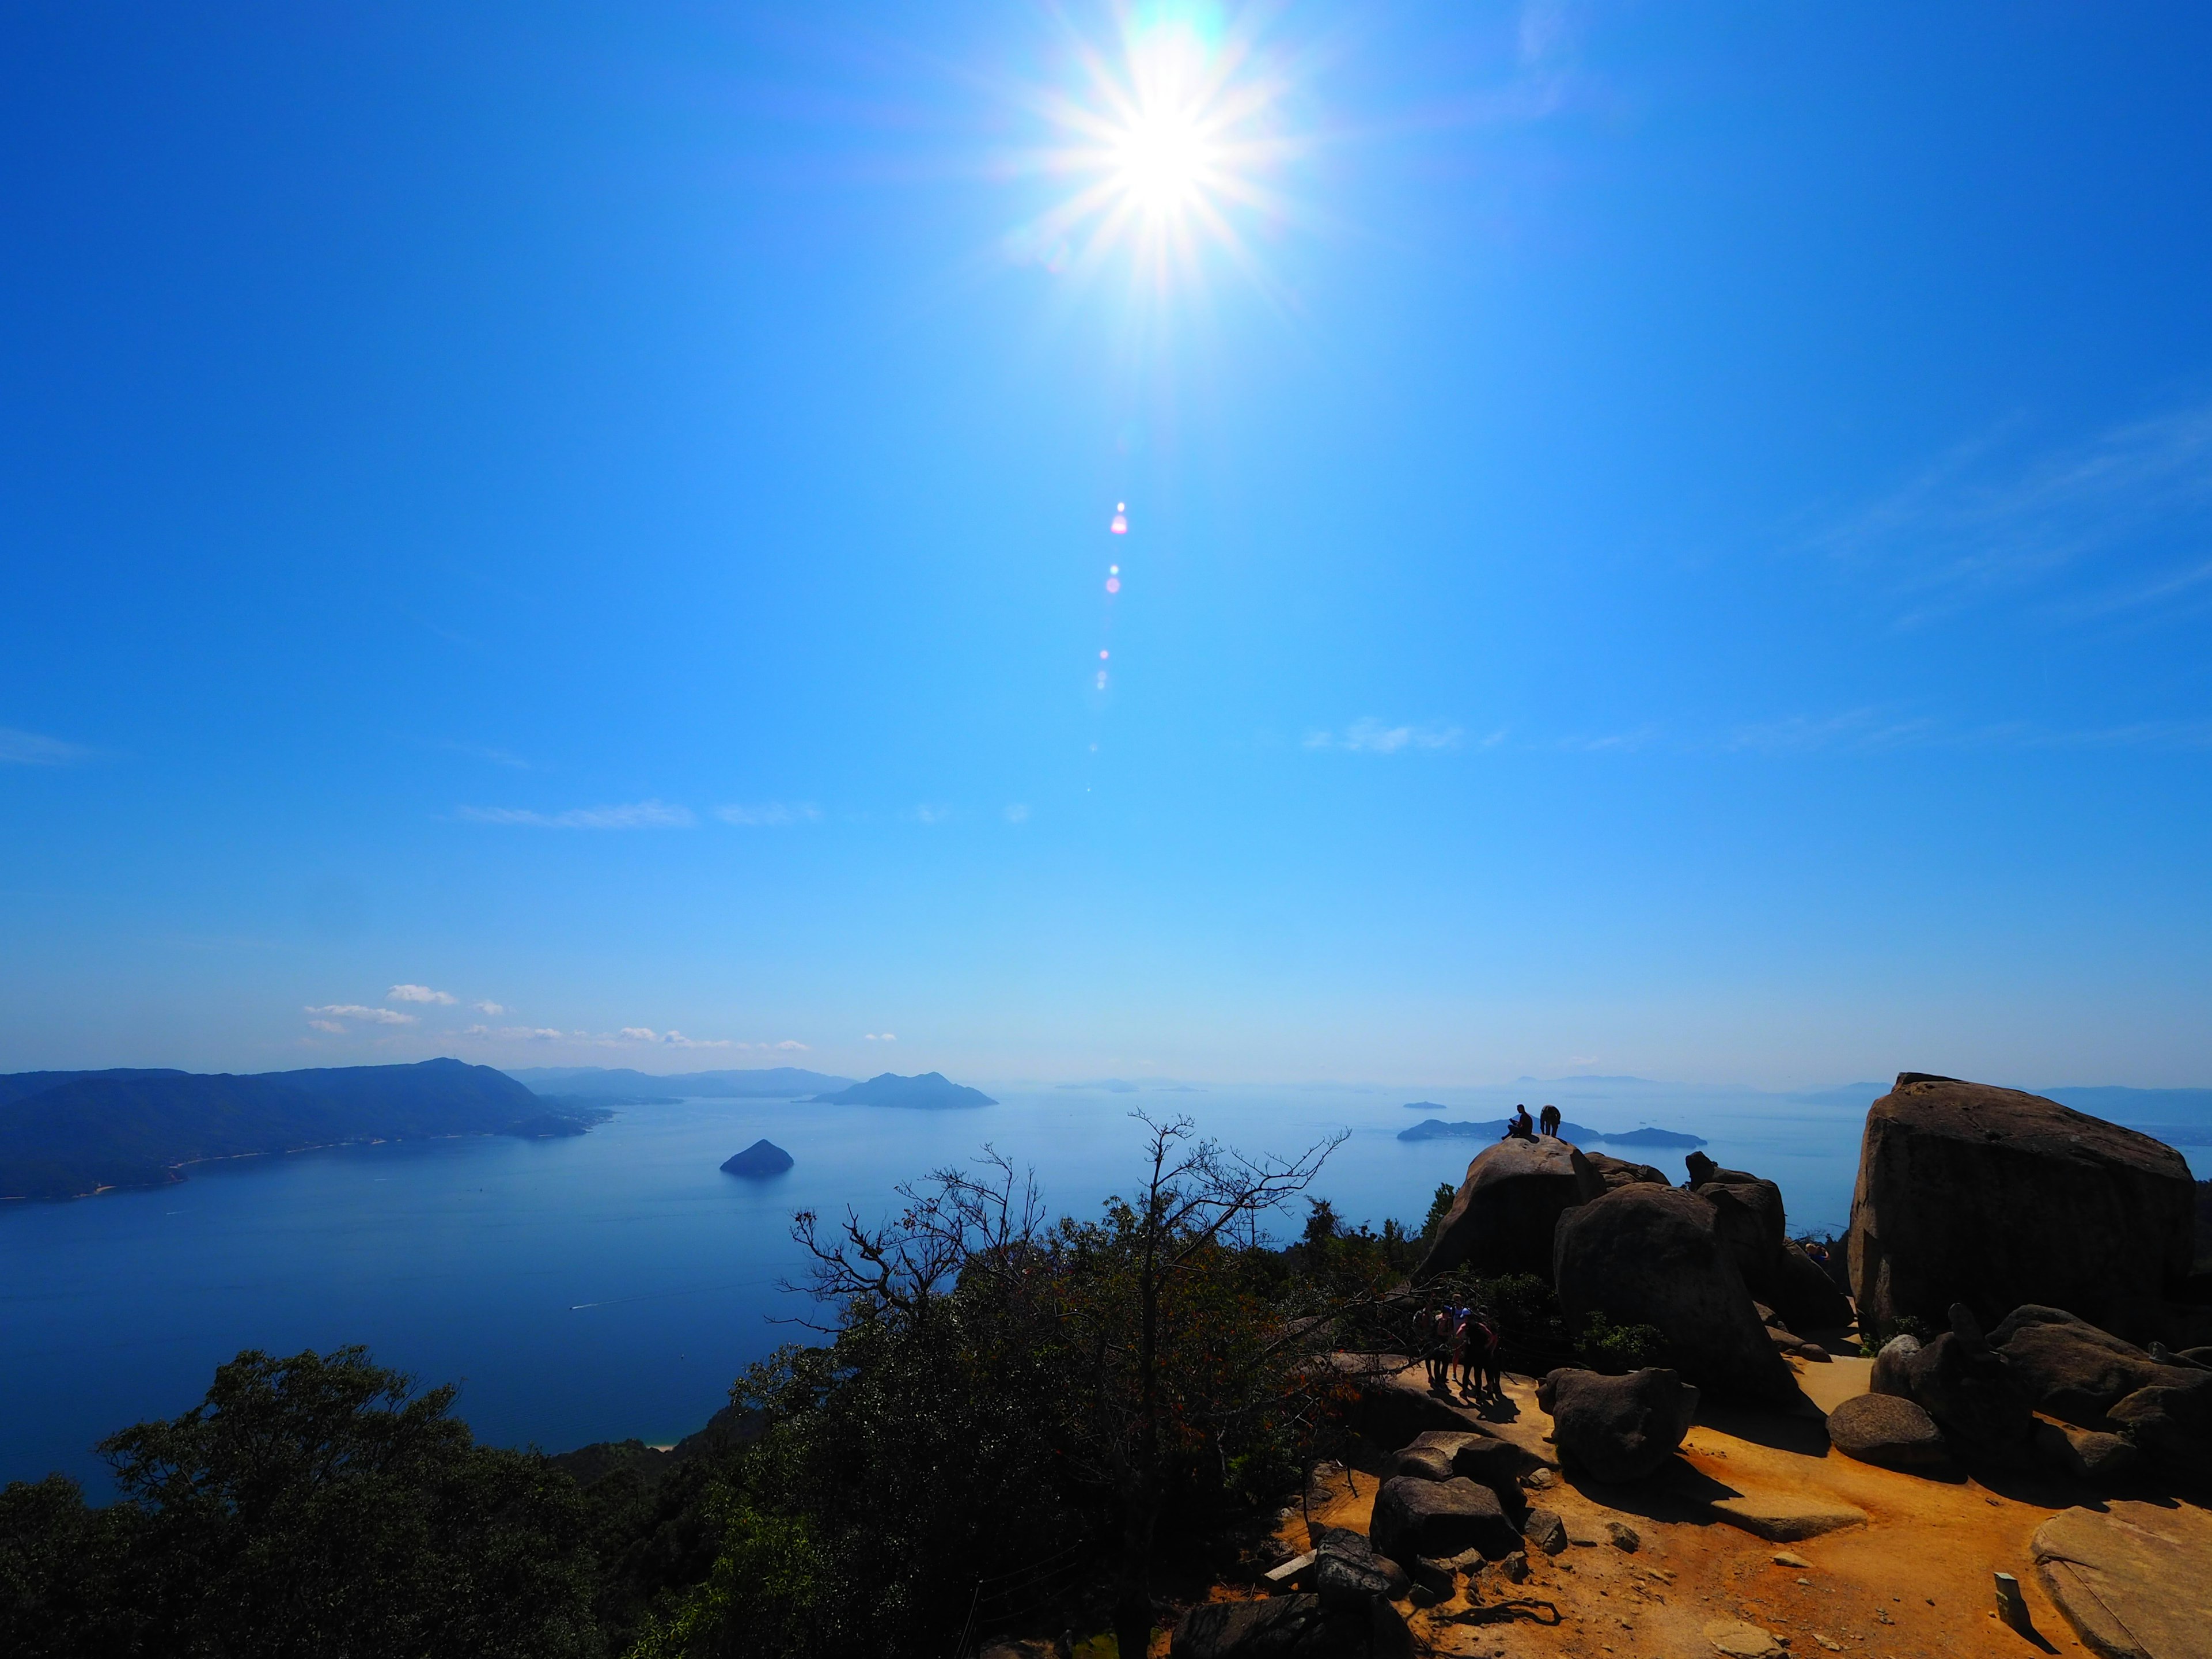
[
  {"left": 1411, "top": 1123, "right": 1853, "bottom": 1403},
  {"left": 1837, "top": 1298, "right": 2212, "bottom": 1483},
  {"left": 1169, "top": 1429, "right": 1555, "bottom": 1658}
]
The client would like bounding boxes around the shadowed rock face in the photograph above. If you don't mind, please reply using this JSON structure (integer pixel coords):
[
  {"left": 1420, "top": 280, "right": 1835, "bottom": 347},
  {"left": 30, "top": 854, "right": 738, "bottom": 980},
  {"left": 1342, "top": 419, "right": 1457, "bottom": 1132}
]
[
  {"left": 1413, "top": 1136, "right": 1603, "bottom": 1283},
  {"left": 1536, "top": 1366, "right": 1699, "bottom": 1483},
  {"left": 1553, "top": 1183, "right": 1796, "bottom": 1402},
  {"left": 1847, "top": 1075, "right": 2195, "bottom": 1335}
]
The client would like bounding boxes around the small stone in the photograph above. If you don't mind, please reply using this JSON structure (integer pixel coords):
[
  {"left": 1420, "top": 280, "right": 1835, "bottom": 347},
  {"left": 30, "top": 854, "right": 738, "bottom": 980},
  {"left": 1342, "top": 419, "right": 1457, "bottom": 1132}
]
[
  {"left": 1607, "top": 1520, "right": 1641, "bottom": 1552},
  {"left": 1771, "top": 1553, "right": 1810, "bottom": 1569},
  {"left": 1814, "top": 1638, "right": 1842, "bottom": 1653},
  {"left": 1705, "top": 1618, "right": 1785, "bottom": 1658},
  {"left": 1522, "top": 1508, "right": 1568, "bottom": 1556},
  {"left": 1992, "top": 1572, "right": 2028, "bottom": 1635}
]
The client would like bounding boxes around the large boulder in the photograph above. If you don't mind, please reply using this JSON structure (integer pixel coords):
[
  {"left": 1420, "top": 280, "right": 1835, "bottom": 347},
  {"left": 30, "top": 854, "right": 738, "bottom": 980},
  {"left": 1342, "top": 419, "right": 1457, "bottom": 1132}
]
[
  {"left": 1692, "top": 1175, "right": 1853, "bottom": 1334},
  {"left": 1552, "top": 1183, "right": 1796, "bottom": 1401},
  {"left": 1771, "top": 1239, "right": 1855, "bottom": 1333},
  {"left": 1394, "top": 1433, "right": 1525, "bottom": 1513},
  {"left": 1989, "top": 1305, "right": 2199, "bottom": 1426},
  {"left": 1414, "top": 1137, "right": 1603, "bottom": 1282},
  {"left": 1847, "top": 1074, "right": 2195, "bottom": 1335},
  {"left": 1172, "top": 1594, "right": 1407, "bottom": 1658},
  {"left": 1824, "top": 1392, "right": 1947, "bottom": 1470},
  {"left": 1536, "top": 1367, "right": 1699, "bottom": 1483},
  {"left": 1368, "top": 1476, "right": 1520, "bottom": 1564}
]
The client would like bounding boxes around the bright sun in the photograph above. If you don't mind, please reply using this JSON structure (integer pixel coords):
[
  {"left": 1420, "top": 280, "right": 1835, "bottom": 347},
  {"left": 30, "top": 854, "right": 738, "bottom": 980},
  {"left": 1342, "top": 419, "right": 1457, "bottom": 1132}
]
[{"left": 1012, "top": 7, "right": 1292, "bottom": 291}]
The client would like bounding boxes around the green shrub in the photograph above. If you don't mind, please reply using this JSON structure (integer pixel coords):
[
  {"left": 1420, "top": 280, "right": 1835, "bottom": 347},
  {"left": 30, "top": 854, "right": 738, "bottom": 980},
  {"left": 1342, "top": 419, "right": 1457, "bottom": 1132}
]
[{"left": 1574, "top": 1312, "right": 1668, "bottom": 1374}]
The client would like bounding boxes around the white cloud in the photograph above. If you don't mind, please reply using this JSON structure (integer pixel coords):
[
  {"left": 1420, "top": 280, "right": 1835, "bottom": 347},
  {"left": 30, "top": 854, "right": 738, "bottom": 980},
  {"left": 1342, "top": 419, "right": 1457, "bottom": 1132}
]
[
  {"left": 387, "top": 984, "right": 456, "bottom": 1005},
  {"left": 457, "top": 800, "right": 696, "bottom": 829},
  {"left": 660, "top": 1031, "right": 733, "bottom": 1049},
  {"left": 304, "top": 1004, "right": 416, "bottom": 1026},
  {"left": 1811, "top": 402, "right": 2212, "bottom": 627},
  {"left": 1305, "top": 719, "right": 1464, "bottom": 753},
  {"left": 0, "top": 726, "right": 93, "bottom": 766},
  {"left": 1003, "top": 804, "right": 1030, "bottom": 824},
  {"left": 776, "top": 1039, "right": 810, "bottom": 1051},
  {"left": 618, "top": 1027, "right": 660, "bottom": 1042},
  {"left": 865, "top": 1032, "right": 896, "bottom": 1042},
  {"left": 908, "top": 804, "right": 952, "bottom": 825},
  {"left": 306, "top": 1019, "right": 346, "bottom": 1034},
  {"left": 715, "top": 802, "right": 821, "bottom": 827},
  {"left": 472, "top": 1001, "right": 506, "bottom": 1015}
]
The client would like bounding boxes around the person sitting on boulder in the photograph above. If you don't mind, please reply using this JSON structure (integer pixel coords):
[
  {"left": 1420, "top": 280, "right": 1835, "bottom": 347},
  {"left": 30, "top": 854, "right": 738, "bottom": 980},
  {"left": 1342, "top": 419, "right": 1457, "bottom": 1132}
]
[
  {"left": 1538, "top": 1104, "right": 1561, "bottom": 1138},
  {"left": 1505, "top": 1104, "right": 1536, "bottom": 1140}
]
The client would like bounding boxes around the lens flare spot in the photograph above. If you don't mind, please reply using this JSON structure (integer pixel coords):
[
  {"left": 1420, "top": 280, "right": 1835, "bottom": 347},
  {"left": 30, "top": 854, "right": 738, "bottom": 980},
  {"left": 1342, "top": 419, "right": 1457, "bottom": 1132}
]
[
  {"left": 1099, "top": 649, "right": 1110, "bottom": 660},
  {"left": 1096, "top": 670, "right": 1109, "bottom": 690},
  {"left": 1105, "top": 577, "right": 1120, "bottom": 593},
  {"left": 1111, "top": 513, "right": 1127, "bottom": 534}
]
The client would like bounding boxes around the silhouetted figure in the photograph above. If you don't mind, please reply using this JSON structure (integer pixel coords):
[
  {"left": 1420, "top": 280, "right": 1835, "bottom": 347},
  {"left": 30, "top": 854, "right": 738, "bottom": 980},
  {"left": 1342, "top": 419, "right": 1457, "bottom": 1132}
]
[
  {"left": 1538, "top": 1104, "right": 1561, "bottom": 1138},
  {"left": 1471, "top": 1307, "right": 1503, "bottom": 1402},
  {"left": 1423, "top": 1303, "right": 1451, "bottom": 1391},
  {"left": 1505, "top": 1104, "right": 1536, "bottom": 1140}
]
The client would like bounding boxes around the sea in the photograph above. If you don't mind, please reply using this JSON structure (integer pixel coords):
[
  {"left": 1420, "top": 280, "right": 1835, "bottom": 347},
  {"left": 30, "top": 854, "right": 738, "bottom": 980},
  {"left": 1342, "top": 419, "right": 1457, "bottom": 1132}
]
[{"left": 5, "top": 1075, "right": 2205, "bottom": 1491}]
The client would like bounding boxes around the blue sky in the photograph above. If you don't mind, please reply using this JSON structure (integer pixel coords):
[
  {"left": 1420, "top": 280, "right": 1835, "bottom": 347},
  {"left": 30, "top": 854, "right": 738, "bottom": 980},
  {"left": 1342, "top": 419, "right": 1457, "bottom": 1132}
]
[{"left": 4, "top": 2, "right": 2211, "bottom": 1089}]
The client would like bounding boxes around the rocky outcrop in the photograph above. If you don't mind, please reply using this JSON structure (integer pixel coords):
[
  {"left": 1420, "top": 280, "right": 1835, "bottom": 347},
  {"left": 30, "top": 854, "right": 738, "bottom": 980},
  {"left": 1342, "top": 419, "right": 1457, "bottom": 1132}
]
[
  {"left": 1585, "top": 1150, "right": 1668, "bottom": 1191},
  {"left": 1823, "top": 1392, "right": 1947, "bottom": 1470},
  {"left": 1989, "top": 1305, "right": 2198, "bottom": 1426},
  {"left": 1536, "top": 1366, "right": 1698, "bottom": 1482},
  {"left": 1394, "top": 1431, "right": 1525, "bottom": 1513},
  {"left": 1368, "top": 1475, "right": 1520, "bottom": 1564},
  {"left": 2031, "top": 1502, "right": 2212, "bottom": 1659},
  {"left": 1692, "top": 1172, "right": 1855, "bottom": 1334},
  {"left": 1552, "top": 1183, "right": 1796, "bottom": 1400},
  {"left": 1847, "top": 1075, "right": 2195, "bottom": 1335},
  {"left": 1413, "top": 1137, "right": 1603, "bottom": 1282},
  {"left": 2105, "top": 1371, "right": 2212, "bottom": 1480},
  {"left": 1868, "top": 1306, "right": 2035, "bottom": 1450},
  {"left": 2033, "top": 1420, "right": 2140, "bottom": 1485}
]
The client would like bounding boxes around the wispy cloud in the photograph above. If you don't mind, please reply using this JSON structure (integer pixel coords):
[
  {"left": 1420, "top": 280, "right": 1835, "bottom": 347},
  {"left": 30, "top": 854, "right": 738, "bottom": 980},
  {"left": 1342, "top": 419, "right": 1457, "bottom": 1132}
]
[
  {"left": 0, "top": 726, "right": 93, "bottom": 766},
  {"left": 1811, "top": 402, "right": 2212, "bottom": 627},
  {"left": 305, "top": 1004, "right": 416, "bottom": 1026},
  {"left": 472, "top": 1000, "right": 507, "bottom": 1015},
  {"left": 865, "top": 1032, "right": 896, "bottom": 1042},
  {"left": 461, "top": 1023, "right": 563, "bottom": 1041},
  {"left": 387, "top": 984, "right": 456, "bottom": 1005},
  {"left": 1304, "top": 718, "right": 1465, "bottom": 753},
  {"left": 775, "top": 1039, "right": 810, "bottom": 1051},
  {"left": 908, "top": 804, "right": 953, "bottom": 824},
  {"left": 457, "top": 800, "right": 696, "bottom": 828},
  {"left": 306, "top": 1019, "right": 346, "bottom": 1034},
  {"left": 715, "top": 802, "right": 821, "bottom": 827},
  {"left": 1003, "top": 804, "right": 1030, "bottom": 824}
]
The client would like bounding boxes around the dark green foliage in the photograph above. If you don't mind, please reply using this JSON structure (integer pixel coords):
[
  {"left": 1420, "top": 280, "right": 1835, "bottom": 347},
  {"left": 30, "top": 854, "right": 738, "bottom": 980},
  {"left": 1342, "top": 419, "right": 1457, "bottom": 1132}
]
[
  {"left": 1573, "top": 1312, "right": 1668, "bottom": 1373},
  {"left": 1857, "top": 1312, "right": 1933, "bottom": 1358},
  {"left": 0, "top": 1347, "right": 600, "bottom": 1659},
  {"left": 1420, "top": 1181, "right": 1457, "bottom": 1247}
]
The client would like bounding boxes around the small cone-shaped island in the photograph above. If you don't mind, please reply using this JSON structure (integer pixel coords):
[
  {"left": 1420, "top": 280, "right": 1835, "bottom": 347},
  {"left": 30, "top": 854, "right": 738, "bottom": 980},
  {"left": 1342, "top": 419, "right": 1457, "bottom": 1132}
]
[{"left": 719, "top": 1138, "right": 793, "bottom": 1177}]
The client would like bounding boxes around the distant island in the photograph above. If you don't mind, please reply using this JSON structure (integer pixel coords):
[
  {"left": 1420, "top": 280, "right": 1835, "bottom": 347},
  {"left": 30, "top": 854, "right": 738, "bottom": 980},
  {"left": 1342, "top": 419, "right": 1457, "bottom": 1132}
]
[
  {"left": 808, "top": 1071, "right": 996, "bottom": 1109},
  {"left": 0, "top": 1058, "right": 607, "bottom": 1201},
  {"left": 720, "top": 1139, "right": 794, "bottom": 1177},
  {"left": 1397, "top": 1116, "right": 1707, "bottom": 1147},
  {"left": 504, "top": 1065, "right": 854, "bottom": 1101}
]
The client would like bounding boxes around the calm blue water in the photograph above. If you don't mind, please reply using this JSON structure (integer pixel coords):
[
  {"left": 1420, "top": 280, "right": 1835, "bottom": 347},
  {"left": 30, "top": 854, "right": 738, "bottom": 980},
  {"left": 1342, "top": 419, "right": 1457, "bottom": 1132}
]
[{"left": 0, "top": 1080, "right": 1906, "bottom": 1488}]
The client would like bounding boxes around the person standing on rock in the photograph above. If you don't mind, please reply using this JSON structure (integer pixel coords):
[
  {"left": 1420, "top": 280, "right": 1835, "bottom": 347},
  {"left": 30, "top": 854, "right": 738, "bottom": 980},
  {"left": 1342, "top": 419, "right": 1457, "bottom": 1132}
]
[
  {"left": 1423, "top": 1301, "right": 1451, "bottom": 1392},
  {"left": 1539, "top": 1104, "right": 1561, "bottom": 1138},
  {"left": 1471, "top": 1305, "right": 1504, "bottom": 1403}
]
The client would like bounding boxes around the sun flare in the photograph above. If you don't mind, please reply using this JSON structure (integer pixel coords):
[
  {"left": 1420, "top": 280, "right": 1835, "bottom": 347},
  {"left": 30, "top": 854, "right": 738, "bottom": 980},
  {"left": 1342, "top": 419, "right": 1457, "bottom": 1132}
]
[{"left": 1012, "top": 7, "right": 1296, "bottom": 294}]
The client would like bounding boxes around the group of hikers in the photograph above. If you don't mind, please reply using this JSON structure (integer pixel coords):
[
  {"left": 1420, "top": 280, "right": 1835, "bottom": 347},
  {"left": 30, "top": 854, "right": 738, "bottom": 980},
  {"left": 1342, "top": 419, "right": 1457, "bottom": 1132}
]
[
  {"left": 1501, "top": 1101, "right": 1562, "bottom": 1140},
  {"left": 1421, "top": 1298, "right": 1504, "bottom": 1404}
]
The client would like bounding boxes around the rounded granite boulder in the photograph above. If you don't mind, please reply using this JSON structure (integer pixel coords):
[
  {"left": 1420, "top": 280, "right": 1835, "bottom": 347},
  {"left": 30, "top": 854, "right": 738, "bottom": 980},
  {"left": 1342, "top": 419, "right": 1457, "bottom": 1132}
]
[{"left": 1824, "top": 1392, "right": 1948, "bottom": 1470}]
